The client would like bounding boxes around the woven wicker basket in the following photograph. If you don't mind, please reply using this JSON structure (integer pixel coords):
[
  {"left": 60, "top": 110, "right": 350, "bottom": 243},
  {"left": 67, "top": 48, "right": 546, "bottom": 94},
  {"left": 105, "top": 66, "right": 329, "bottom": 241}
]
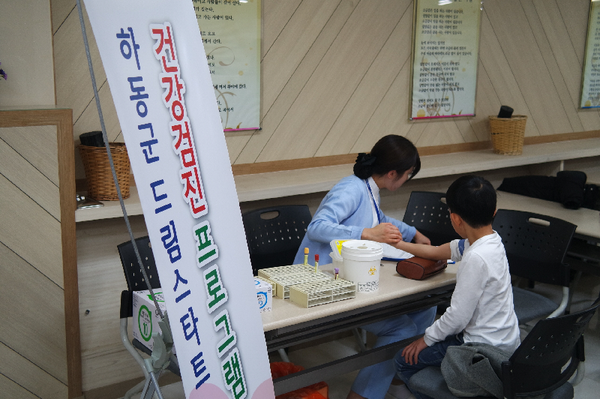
[
  {"left": 79, "top": 143, "right": 131, "bottom": 200},
  {"left": 489, "top": 115, "right": 527, "bottom": 155}
]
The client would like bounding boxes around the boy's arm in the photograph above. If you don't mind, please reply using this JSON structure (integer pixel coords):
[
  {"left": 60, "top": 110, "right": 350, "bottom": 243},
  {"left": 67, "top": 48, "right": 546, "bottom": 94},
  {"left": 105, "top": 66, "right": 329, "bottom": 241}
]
[
  {"left": 412, "top": 229, "right": 431, "bottom": 245},
  {"left": 395, "top": 240, "right": 452, "bottom": 260},
  {"left": 401, "top": 336, "right": 428, "bottom": 365}
]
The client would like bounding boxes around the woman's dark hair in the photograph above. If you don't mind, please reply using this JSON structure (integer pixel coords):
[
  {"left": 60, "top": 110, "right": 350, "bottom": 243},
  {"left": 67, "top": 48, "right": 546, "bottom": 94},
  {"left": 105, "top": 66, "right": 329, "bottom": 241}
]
[
  {"left": 353, "top": 135, "right": 420, "bottom": 180},
  {"left": 446, "top": 175, "right": 496, "bottom": 228}
]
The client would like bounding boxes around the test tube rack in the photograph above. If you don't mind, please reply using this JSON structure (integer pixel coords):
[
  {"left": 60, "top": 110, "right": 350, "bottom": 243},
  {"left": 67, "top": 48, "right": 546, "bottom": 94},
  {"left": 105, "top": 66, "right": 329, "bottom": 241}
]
[
  {"left": 258, "top": 264, "right": 331, "bottom": 299},
  {"left": 289, "top": 279, "right": 356, "bottom": 308},
  {"left": 275, "top": 273, "right": 331, "bottom": 299},
  {"left": 256, "top": 276, "right": 277, "bottom": 292},
  {"left": 257, "top": 264, "right": 315, "bottom": 279}
]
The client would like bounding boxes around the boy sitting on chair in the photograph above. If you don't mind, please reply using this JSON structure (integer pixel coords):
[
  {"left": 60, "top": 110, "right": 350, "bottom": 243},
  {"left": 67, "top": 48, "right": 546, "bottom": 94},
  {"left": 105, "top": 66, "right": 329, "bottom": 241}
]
[{"left": 393, "top": 175, "right": 520, "bottom": 399}]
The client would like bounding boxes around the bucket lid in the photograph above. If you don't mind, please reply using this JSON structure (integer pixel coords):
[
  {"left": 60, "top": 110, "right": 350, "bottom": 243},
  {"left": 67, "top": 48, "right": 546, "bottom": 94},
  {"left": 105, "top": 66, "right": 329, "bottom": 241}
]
[{"left": 341, "top": 240, "right": 383, "bottom": 261}]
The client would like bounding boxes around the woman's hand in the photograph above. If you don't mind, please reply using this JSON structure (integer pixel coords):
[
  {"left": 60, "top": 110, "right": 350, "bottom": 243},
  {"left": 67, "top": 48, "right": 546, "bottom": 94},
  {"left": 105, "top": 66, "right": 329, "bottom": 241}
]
[
  {"left": 413, "top": 230, "right": 431, "bottom": 245},
  {"left": 361, "top": 222, "right": 402, "bottom": 244}
]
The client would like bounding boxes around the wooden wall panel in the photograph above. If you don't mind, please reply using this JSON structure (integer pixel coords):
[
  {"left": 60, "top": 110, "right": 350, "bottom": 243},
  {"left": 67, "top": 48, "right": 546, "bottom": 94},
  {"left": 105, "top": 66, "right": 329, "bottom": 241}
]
[
  {"left": 485, "top": 0, "right": 572, "bottom": 135},
  {"left": 0, "top": 342, "right": 67, "bottom": 399},
  {"left": 317, "top": 0, "right": 413, "bottom": 156},
  {"left": 0, "top": 109, "right": 80, "bottom": 398},
  {"left": 0, "top": 131, "right": 61, "bottom": 219},
  {"left": 0, "top": 245, "right": 68, "bottom": 383},
  {"left": 234, "top": 0, "right": 360, "bottom": 164},
  {"left": 0, "top": 374, "right": 38, "bottom": 399},
  {"left": 261, "top": 0, "right": 301, "bottom": 52},
  {"left": 53, "top": 0, "right": 121, "bottom": 180},
  {"left": 353, "top": 62, "right": 412, "bottom": 150},
  {"left": 77, "top": 216, "right": 149, "bottom": 390},
  {"left": 0, "top": 164, "right": 63, "bottom": 286},
  {"left": 1, "top": 126, "right": 59, "bottom": 185},
  {"left": 54, "top": 0, "right": 600, "bottom": 175},
  {"left": 558, "top": 0, "right": 590, "bottom": 63},
  {"left": 478, "top": 10, "right": 538, "bottom": 136},
  {"left": 51, "top": 0, "right": 76, "bottom": 36},
  {"left": 470, "top": 62, "right": 501, "bottom": 141},
  {"left": 544, "top": 0, "right": 600, "bottom": 131},
  {"left": 0, "top": 115, "right": 74, "bottom": 396},
  {"left": 259, "top": 0, "right": 409, "bottom": 161},
  {"left": 53, "top": 3, "right": 104, "bottom": 125},
  {"left": 74, "top": 84, "right": 122, "bottom": 143},
  {"left": 527, "top": 1, "right": 584, "bottom": 132},
  {"left": 261, "top": 1, "right": 343, "bottom": 111}
]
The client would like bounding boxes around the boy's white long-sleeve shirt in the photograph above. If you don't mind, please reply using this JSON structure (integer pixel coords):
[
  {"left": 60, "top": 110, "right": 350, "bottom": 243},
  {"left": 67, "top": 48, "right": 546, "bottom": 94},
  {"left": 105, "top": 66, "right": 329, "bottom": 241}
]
[{"left": 424, "top": 232, "right": 520, "bottom": 354}]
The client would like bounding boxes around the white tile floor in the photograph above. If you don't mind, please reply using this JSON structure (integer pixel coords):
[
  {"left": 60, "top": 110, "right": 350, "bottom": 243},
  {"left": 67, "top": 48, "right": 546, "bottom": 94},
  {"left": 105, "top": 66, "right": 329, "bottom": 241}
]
[{"left": 126, "top": 274, "right": 600, "bottom": 399}]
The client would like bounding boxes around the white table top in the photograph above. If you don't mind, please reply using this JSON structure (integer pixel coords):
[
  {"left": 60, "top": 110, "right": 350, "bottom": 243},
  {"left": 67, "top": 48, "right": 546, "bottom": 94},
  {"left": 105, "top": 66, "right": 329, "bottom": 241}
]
[
  {"left": 261, "top": 261, "right": 458, "bottom": 332},
  {"left": 261, "top": 191, "right": 600, "bottom": 332},
  {"left": 496, "top": 191, "right": 600, "bottom": 240}
]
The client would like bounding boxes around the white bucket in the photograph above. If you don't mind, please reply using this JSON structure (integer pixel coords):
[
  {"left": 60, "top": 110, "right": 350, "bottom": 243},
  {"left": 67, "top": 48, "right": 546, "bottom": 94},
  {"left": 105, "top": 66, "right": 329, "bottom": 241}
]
[{"left": 341, "top": 240, "right": 383, "bottom": 293}]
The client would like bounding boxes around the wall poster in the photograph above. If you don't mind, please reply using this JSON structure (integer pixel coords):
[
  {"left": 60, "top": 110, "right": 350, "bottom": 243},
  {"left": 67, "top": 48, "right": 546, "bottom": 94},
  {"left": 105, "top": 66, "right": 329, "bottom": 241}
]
[
  {"left": 580, "top": 0, "right": 600, "bottom": 109},
  {"left": 410, "top": 0, "right": 482, "bottom": 120},
  {"left": 193, "top": 0, "right": 261, "bottom": 131}
]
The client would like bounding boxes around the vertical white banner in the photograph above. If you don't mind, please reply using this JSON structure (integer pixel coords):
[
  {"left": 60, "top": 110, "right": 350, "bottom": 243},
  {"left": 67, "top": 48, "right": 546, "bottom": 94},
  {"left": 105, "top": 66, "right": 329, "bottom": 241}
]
[{"left": 82, "top": 1, "right": 275, "bottom": 398}]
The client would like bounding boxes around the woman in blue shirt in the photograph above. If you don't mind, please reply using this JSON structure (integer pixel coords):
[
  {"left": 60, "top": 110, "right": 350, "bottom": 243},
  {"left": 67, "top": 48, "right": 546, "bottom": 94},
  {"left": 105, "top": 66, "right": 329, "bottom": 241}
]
[{"left": 294, "top": 135, "right": 435, "bottom": 399}]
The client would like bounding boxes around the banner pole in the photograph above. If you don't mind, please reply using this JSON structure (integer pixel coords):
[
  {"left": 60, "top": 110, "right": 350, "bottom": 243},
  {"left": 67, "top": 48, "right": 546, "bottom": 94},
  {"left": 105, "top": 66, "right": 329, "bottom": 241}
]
[{"left": 75, "top": 0, "right": 164, "bottom": 318}]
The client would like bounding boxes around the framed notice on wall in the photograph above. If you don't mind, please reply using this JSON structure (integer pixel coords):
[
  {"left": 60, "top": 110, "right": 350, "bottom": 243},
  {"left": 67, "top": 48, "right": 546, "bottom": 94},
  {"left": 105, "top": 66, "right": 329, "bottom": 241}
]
[
  {"left": 194, "top": 0, "right": 261, "bottom": 131},
  {"left": 580, "top": 0, "right": 600, "bottom": 109},
  {"left": 410, "top": 0, "right": 482, "bottom": 120}
]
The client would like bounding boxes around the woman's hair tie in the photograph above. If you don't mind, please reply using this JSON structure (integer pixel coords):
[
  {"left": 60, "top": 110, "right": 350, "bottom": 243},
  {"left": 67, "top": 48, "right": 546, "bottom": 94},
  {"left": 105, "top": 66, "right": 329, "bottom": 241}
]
[
  {"left": 356, "top": 153, "right": 376, "bottom": 166},
  {"left": 354, "top": 153, "right": 377, "bottom": 179}
]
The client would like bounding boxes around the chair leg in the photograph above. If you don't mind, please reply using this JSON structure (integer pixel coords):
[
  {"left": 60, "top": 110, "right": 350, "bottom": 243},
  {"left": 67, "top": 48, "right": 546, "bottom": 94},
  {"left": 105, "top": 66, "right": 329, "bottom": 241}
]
[
  {"left": 121, "top": 319, "right": 149, "bottom": 378},
  {"left": 571, "top": 362, "right": 586, "bottom": 386},
  {"left": 548, "top": 287, "right": 570, "bottom": 318},
  {"left": 566, "top": 271, "right": 583, "bottom": 314},
  {"left": 124, "top": 379, "right": 146, "bottom": 399},
  {"left": 121, "top": 318, "right": 150, "bottom": 399},
  {"left": 353, "top": 328, "right": 367, "bottom": 352},
  {"left": 140, "top": 369, "right": 165, "bottom": 399},
  {"left": 278, "top": 348, "right": 291, "bottom": 363}
]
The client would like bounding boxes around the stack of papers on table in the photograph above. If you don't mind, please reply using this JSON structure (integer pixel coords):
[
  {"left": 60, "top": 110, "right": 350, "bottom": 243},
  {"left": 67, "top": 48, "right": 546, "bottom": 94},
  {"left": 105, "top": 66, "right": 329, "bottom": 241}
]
[{"left": 381, "top": 243, "right": 414, "bottom": 261}]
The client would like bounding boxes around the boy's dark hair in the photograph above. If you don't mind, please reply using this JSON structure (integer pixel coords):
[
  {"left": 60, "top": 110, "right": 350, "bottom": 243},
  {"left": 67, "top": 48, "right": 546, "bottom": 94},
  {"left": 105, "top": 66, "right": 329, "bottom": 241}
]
[
  {"left": 446, "top": 175, "right": 496, "bottom": 228},
  {"left": 354, "top": 135, "right": 421, "bottom": 180}
]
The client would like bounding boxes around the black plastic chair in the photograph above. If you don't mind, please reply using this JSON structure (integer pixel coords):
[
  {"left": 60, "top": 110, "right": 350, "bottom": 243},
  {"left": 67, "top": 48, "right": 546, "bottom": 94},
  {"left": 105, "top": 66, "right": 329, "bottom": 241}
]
[
  {"left": 407, "top": 297, "right": 599, "bottom": 399},
  {"left": 242, "top": 205, "right": 315, "bottom": 360},
  {"left": 402, "top": 191, "right": 461, "bottom": 246},
  {"left": 117, "top": 236, "right": 179, "bottom": 399},
  {"left": 242, "top": 205, "right": 312, "bottom": 274},
  {"left": 493, "top": 209, "right": 576, "bottom": 325},
  {"left": 118, "top": 235, "right": 162, "bottom": 292}
]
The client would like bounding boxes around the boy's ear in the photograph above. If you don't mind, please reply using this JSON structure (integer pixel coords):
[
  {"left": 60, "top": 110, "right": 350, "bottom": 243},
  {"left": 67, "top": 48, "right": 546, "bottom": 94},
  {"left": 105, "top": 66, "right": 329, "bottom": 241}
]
[{"left": 450, "top": 212, "right": 462, "bottom": 226}]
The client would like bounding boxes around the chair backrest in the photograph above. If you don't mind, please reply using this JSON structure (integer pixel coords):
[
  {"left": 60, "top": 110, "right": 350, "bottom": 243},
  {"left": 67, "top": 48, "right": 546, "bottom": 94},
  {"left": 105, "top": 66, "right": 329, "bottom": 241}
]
[
  {"left": 402, "top": 191, "right": 461, "bottom": 246},
  {"left": 117, "top": 236, "right": 161, "bottom": 291},
  {"left": 502, "top": 298, "right": 599, "bottom": 398},
  {"left": 493, "top": 209, "right": 576, "bottom": 286},
  {"left": 242, "top": 205, "right": 312, "bottom": 273}
]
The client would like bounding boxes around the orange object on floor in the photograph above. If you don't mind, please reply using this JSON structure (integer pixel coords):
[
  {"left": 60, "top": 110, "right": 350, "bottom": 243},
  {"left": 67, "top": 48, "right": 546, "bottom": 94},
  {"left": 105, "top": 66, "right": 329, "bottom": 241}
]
[{"left": 270, "top": 362, "right": 329, "bottom": 399}]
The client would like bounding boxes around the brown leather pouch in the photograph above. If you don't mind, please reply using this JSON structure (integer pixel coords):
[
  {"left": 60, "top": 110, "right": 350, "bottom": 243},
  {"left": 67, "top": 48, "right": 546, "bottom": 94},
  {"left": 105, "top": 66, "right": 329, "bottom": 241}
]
[{"left": 396, "top": 257, "right": 447, "bottom": 280}]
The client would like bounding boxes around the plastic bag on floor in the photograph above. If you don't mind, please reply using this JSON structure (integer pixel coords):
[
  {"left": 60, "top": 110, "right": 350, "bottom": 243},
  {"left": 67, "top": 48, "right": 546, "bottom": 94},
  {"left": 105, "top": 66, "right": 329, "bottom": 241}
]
[{"left": 270, "top": 362, "right": 328, "bottom": 399}]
